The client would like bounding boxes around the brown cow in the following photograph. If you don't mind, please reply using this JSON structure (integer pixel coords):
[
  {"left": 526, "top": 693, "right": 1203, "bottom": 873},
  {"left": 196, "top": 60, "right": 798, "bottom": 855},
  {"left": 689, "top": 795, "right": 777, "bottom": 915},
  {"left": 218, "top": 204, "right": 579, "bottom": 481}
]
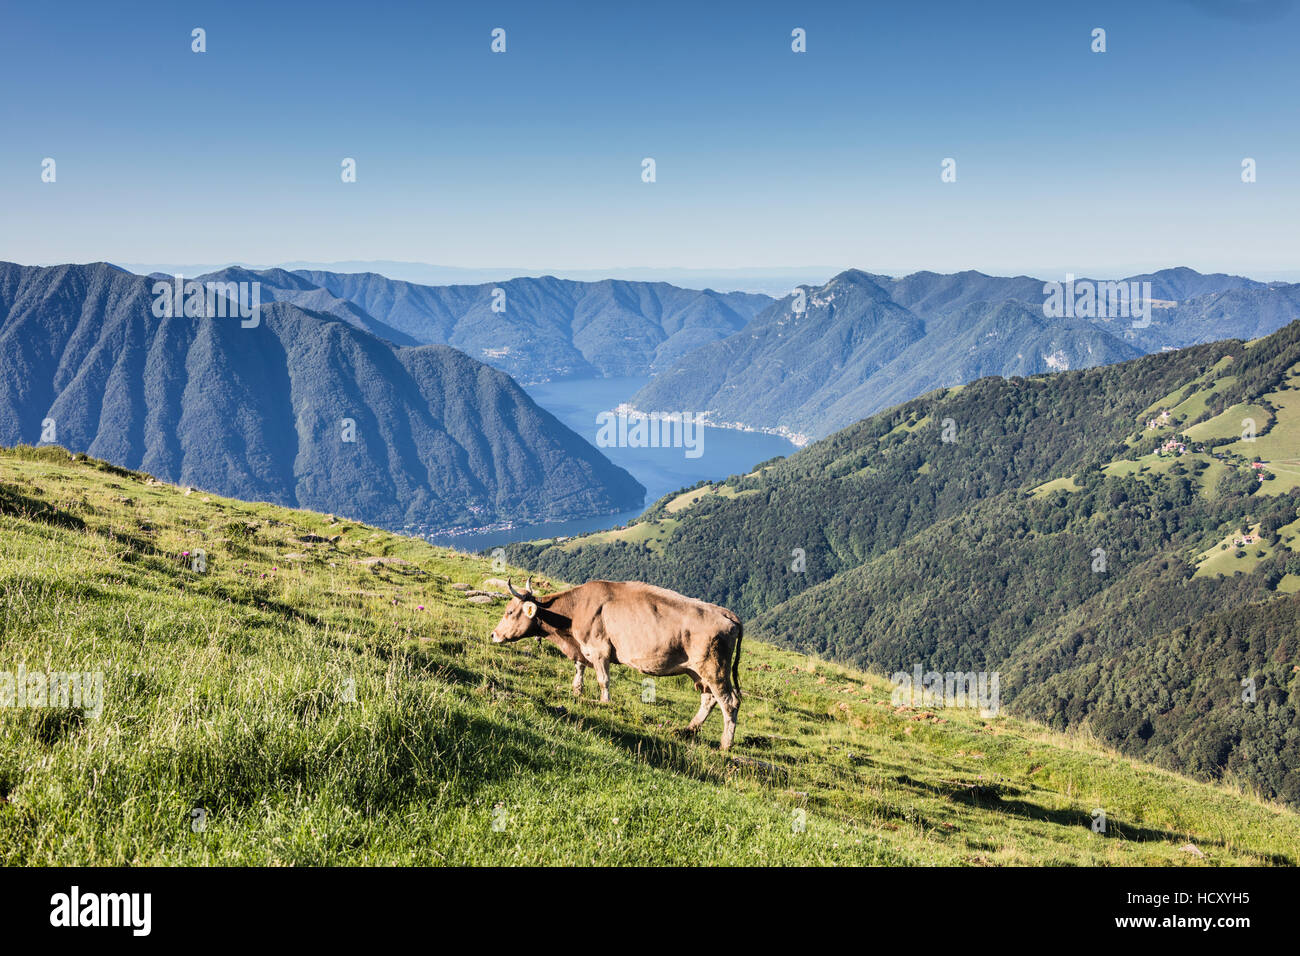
[{"left": 490, "top": 578, "right": 744, "bottom": 749}]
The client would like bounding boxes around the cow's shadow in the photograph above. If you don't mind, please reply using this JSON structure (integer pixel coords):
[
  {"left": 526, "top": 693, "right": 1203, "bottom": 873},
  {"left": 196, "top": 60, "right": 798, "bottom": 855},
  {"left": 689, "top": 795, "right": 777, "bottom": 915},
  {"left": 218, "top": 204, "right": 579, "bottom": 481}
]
[
  {"left": 894, "top": 773, "right": 1294, "bottom": 863},
  {"left": 539, "top": 699, "right": 733, "bottom": 782}
]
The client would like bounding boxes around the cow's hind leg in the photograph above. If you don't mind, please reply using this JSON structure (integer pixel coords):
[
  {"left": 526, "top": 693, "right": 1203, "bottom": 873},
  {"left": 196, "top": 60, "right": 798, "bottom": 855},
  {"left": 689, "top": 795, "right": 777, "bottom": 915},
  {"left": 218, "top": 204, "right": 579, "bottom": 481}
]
[
  {"left": 572, "top": 662, "right": 585, "bottom": 697},
  {"left": 593, "top": 657, "right": 611, "bottom": 703},
  {"left": 717, "top": 691, "right": 738, "bottom": 749},
  {"left": 704, "top": 670, "right": 740, "bottom": 750},
  {"left": 698, "top": 661, "right": 741, "bottom": 750},
  {"left": 715, "top": 685, "right": 740, "bottom": 750}
]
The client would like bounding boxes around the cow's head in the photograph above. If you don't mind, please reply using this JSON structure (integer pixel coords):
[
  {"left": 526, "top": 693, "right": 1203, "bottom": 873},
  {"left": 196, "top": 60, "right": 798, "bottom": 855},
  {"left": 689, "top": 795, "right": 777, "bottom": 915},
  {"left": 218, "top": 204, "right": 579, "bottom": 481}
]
[{"left": 490, "top": 578, "right": 543, "bottom": 643}]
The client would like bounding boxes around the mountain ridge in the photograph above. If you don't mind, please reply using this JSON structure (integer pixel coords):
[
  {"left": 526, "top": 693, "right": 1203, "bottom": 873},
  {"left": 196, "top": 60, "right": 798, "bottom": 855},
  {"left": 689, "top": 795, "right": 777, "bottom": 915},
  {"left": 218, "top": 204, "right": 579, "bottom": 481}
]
[
  {"left": 196, "top": 267, "right": 773, "bottom": 384},
  {"left": 633, "top": 266, "right": 1300, "bottom": 438},
  {"left": 0, "top": 262, "right": 645, "bottom": 532}
]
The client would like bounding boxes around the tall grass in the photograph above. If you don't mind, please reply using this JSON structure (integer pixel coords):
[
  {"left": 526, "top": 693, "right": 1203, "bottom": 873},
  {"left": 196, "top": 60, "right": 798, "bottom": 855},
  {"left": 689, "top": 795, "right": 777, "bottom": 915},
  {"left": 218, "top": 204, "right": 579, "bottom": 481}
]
[{"left": 2, "top": 449, "right": 1298, "bottom": 865}]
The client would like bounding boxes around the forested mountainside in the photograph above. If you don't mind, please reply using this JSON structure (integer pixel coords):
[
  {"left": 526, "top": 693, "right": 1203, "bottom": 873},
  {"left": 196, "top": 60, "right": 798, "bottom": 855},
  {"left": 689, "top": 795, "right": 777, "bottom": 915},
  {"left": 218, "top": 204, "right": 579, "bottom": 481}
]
[{"left": 0, "top": 262, "right": 643, "bottom": 531}]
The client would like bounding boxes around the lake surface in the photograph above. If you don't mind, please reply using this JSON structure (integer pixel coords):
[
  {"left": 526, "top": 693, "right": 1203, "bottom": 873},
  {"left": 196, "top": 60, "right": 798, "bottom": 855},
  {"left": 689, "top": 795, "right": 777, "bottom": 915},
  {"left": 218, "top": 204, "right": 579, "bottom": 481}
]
[{"left": 428, "top": 376, "right": 796, "bottom": 552}]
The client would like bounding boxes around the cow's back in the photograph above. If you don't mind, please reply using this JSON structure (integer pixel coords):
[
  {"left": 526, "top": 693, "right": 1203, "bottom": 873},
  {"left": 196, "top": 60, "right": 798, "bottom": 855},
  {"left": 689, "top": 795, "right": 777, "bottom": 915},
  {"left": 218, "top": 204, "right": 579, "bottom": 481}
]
[{"left": 578, "top": 580, "right": 738, "bottom": 645}]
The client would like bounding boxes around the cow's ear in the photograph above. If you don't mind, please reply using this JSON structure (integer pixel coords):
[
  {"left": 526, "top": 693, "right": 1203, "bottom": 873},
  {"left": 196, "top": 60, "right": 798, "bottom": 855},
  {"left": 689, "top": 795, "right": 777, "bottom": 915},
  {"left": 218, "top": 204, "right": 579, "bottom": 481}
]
[{"left": 522, "top": 601, "right": 537, "bottom": 619}]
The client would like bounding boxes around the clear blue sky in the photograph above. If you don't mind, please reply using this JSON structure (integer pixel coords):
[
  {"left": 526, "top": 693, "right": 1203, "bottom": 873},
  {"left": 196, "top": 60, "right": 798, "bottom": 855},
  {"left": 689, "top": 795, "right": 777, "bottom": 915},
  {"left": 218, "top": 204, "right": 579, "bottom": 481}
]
[{"left": 2, "top": 0, "right": 1297, "bottom": 279}]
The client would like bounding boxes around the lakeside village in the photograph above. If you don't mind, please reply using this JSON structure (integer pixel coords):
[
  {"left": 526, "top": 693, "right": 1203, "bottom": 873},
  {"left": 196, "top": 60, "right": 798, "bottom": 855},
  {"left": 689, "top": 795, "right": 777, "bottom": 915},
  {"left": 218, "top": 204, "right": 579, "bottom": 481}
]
[{"left": 610, "top": 403, "right": 812, "bottom": 448}]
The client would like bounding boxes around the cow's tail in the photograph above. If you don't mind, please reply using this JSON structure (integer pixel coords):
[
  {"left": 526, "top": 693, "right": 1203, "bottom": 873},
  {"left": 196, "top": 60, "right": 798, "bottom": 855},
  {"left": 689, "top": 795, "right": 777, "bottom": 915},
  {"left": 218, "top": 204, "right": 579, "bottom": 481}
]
[{"left": 730, "top": 622, "right": 743, "bottom": 697}]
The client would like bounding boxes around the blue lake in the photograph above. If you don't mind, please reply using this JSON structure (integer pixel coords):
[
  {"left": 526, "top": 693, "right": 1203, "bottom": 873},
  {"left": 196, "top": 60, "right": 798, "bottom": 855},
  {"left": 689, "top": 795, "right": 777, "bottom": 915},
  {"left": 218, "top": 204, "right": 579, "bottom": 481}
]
[{"left": 428, "top": 376, "right": 796, "bottom": 552}]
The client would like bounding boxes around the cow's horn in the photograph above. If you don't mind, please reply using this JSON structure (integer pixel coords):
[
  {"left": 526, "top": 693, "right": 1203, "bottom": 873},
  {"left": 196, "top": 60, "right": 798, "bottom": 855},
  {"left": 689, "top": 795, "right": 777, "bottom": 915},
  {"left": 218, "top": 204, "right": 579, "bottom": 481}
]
[
  {"left": 525, "top": 576, "right": 533, "bottom": 594},
  {"left": 508, "top": 578, "right": 527, "bottom": 600}
]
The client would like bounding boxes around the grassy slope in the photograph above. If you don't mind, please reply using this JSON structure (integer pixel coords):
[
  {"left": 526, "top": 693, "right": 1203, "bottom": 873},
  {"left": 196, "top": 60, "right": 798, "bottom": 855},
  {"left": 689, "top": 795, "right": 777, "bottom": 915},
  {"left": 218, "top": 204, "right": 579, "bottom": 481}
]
[{"left": 2, "top": 448, "right": 1298, "bottom": 866}]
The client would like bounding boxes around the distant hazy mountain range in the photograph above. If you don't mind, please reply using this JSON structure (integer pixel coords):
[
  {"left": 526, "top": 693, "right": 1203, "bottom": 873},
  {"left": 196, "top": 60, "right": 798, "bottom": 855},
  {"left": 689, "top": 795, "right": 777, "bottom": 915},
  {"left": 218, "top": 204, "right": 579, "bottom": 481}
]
[
  {"left": 0, "top": 263, "right": 644, "bottom": 531},
  {"left": 631, "top": 267, "right": 1300, "bottom": 439},
  {"left": 194, "top": 267, "right": 770, "bottom": 383},
  {"left": 184, "top": 265, "right": 1300, "bottom": 442},
  {"left": 124, "top": 260, "right": 832, "bottom": 297}
]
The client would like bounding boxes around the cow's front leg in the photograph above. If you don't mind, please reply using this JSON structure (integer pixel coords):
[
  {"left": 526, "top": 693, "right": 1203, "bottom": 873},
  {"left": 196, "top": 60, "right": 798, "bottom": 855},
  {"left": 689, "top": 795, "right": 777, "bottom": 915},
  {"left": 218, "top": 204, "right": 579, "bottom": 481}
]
[
  {"left": 592, "top": 657, "right": 611, "bottom": 703},
  {"left": 686, "top": 691, "right": 716, "bottom": 734},
  {"left": 571, "top": 662, "right": 585, "bottom": 697}
]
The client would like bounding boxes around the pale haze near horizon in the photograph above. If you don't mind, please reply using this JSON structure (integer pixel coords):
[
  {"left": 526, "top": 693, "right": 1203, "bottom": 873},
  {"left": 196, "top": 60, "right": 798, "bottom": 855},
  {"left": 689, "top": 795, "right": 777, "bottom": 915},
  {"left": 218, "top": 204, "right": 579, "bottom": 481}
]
[{"left": 2, "top": 1, "right": 1297, "bottom": 283}]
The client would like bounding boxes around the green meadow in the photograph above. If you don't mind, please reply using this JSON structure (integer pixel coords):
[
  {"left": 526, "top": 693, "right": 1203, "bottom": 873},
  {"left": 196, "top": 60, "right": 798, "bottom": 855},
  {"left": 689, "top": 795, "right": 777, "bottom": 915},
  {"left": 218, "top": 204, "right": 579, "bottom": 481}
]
[{"left": 2, "top": 447, "right": 1298, "bottom": 865}]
